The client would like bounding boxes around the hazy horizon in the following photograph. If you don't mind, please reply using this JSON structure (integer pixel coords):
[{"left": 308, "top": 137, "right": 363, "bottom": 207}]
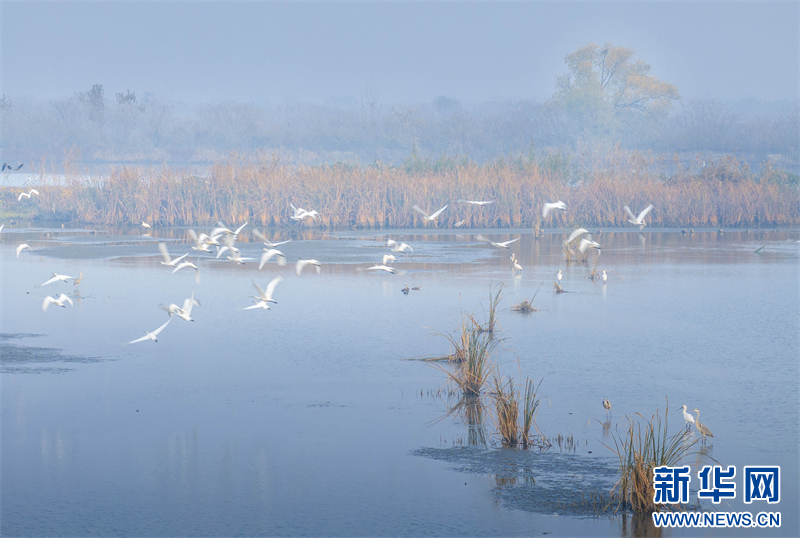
[{"left": 2, "top": 2, "right": 798, "bottom": 106}]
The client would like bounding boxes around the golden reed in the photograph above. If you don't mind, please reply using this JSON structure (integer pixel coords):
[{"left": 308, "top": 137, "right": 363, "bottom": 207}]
[{"left": 30, "top": 150, "right": 799, "bottom": 228}]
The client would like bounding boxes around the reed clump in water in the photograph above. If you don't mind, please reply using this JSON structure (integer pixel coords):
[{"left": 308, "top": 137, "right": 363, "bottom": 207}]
[
  {"left": 490, "top": 374, "right": 549, "bottom": 449},
  {"left": 604, "top": 401, "right": 699, "bottom": 513},
  {"left": 439, "top": 319, "right": 497, "bottom": 397},
  {"left": 512, "top": 284, "right": 544, "bottom": 314},
  {"left": 26, "top": 148, "right": 800, "bottom": 228}
]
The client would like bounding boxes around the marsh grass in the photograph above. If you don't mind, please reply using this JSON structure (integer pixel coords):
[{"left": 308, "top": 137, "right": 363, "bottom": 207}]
[
  {"left": 490, "top": 373, "right": 549, "bottom": 449},
  {"left": 604, "top": 401, "right": 700, "bottom": 513},
  {"left": 21, "top": 149, "right": 799, "bottom": 228}
]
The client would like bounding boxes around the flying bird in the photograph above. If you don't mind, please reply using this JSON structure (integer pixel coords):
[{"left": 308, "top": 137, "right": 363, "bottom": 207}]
[
  {"left": 253, "top": 229, "right": 292, "bottom": 247},
  {"left": 542, "top": 200, "right": 567, "bottom": 218},
  {"left": 42, "top": 293, "right": 74, "bottom": 312},
  {"left": 454, "top": 220, "right": 466, "bottom": 228},
  {"left": 476, "top": 235, "right": 520, "bottom": 249},
  {"left": 412, "top": 204, "right": 448, "bottom": 222},
  {"left": 624, "top": 204, "right": 654, "bottom": 230},
  {"left": 128, "top": 319, "right": 172, "bottom": 344},
  {"left": 172, "top": 261, "right": 198, "bottom": 274},
  {"left": 16, "top": 243, "right": 31, "bottom": 258},
  {"left": 243, "top": 300, "right": 271, "bottom": 311},
  {"left": 17, "top": 189, "right": 40, "bottom": 201},
  {"left": 382, "top": 254, "right": 396, "bottom": 265},
  {"left": 252, "top": 275, "right": 283, "bottom": 304},
  {"left": 158, "top": 243, "right": 189, "bottom": 267},
  {"left": 141, "top": 221, "right": 151, "bottom": 229},
  {"left": 39, "top": 273, "right": 75, "bottom": 287},
  {"left": 366, "top": 264, "right": 396, "bottom": 274},
  {"left": 296, "top": 259, "right": 322, "bottom": 276},
  {"left": 161, "top": 290, "right": 200, "bottom": 321},
  {"left": 387, "top": 239, "right": 413, "bottom": 253},
  {"left": 565, "top": 228, "right": 589, "bottom": 244},
  {"left": 259, "top": 249, "right": 287, "bottom": 269},
  {"left": 579, "top": 238, "right": 602, "bottom": 254},
  {"left": 457, "top": 199, "right": 494, "bottom": 206},
  {"left": 290, "top": 204, "right": 320, "bottom": 221}
]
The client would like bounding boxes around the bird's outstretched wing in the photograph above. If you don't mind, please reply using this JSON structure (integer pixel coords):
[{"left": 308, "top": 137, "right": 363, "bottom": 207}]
[
  {"left": 243, "top": 301, "right": 269, "bottom": 310},
  {"left": 623, "top": 206, "right": 637, "bottom": 221},
  {"left": 428, "top": 205, "right": 448, "bottom": 220},
  {"left": 497, "top": 237, "right": 520, "bottom": 248},
  {"left": 158, "top": 243, "right": 172, "bottom": 264},
  {"left": 42, "top": 296, "right": 56, "bottom": 311},
  {"left": 57, "top": 294, "right": 74, "bottom": 307},
  {"left": 233, "top": 222, "right": 248, "bottom": 237},
  {"left": 151, "top": 319, "right": 172, "bottom": 337},
  {"left": 411, "top": 205, "right": 431, "bottom": 220},
  {"left": 566, "top": 228, "right": 589, "bottom": 244},
  {"left": 637, "top": 205, "right": 654, "bottom": 222},
  {"left": 264, "top": 275, "right": 283, "bottom": 301},
  {"left": 40, "top": 273, "right": 62, "bottom": 287},
  {"left": 128, "top": 334, "right": 152, "bottom": 344}
]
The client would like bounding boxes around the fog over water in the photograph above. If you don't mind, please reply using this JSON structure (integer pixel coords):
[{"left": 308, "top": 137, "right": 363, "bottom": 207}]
[{"left": 3, "top": 2, "right": 797, "bottom": 103}]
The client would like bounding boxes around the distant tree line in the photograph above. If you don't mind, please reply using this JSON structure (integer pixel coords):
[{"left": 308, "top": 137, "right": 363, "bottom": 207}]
[{"left": 1, "top": 44, "right": 797, "bottom": 166}]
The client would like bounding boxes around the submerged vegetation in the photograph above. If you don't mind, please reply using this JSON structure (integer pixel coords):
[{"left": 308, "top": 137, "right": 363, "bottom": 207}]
[{"left": 13, "top": 148, "right": 799, "bottom": 228}]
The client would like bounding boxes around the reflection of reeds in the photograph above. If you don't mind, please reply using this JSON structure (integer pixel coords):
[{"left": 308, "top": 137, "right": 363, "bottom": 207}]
[
  {"left": 24, "top": 150, "right": 798, "bottom": 227},
  {"left": 604, "top": 400, "right": 699, "bottom": 513}
]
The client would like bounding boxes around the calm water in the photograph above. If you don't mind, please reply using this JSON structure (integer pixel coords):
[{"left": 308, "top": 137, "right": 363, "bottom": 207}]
[{"left": 2, "top": 225, "right": 798, "bottom": 537}]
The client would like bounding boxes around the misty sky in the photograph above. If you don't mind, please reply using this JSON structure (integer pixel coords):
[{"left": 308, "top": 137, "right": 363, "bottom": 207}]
[{"left": 2, "top": 2, "right": 798, "bottom": 106}]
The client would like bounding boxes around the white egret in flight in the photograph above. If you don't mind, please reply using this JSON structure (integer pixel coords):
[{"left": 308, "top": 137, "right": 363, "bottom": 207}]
[
  {"left": 296, "top": 259, "right": 322, "bottom": 276},
  {"left": 412, "top": 204, "right": 448, "bottom": 222},
  {"left": 252, "top": 276, "right": 283, "bottom": 304},
  {"left": 542, "top": 200, "right": 567, "bottom": 218},
  {"left": 476, "top": 235, "right": 520, "bottom": 249},
  {"left": 158, "top": 243, "right": 188, "bottom": 267},
  {"left": 128, "top": 319, "right": 171, "bottom": 344},
  {"left": 42, "top": 294, "right": 73, "bottom": 311},
  {"left": 39, "top": 273, "right": 75, "bottom": 287},
  {"left": 624, "top": 204, "right": 654, "bottom": 230}
]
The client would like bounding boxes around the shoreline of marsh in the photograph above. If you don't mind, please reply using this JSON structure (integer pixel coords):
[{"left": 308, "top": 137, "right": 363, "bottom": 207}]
[{"left": 5, "top": 150, "right": 798, "bottom": 229}]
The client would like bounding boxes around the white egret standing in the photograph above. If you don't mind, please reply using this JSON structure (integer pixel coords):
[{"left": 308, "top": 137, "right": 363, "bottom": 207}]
[
  {"left": 556, "top": 270, "right": 562, "bottom": 282},
  {"left": 602, "top": 270, "right": 608, "bottom": 283},
  {"left": 678, "top": 405, "right": 696, "bottom": 429}
]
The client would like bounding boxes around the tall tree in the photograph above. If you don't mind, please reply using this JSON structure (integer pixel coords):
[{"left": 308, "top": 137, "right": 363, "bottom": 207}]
[{"left": 550, "top": 43, "right": 679, "bottom": 140}]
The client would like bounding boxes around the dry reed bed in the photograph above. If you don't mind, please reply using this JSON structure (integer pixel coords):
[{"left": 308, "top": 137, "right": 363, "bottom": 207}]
[{"left": 30, "top": 152, "right": 799, "bottom": 227}]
